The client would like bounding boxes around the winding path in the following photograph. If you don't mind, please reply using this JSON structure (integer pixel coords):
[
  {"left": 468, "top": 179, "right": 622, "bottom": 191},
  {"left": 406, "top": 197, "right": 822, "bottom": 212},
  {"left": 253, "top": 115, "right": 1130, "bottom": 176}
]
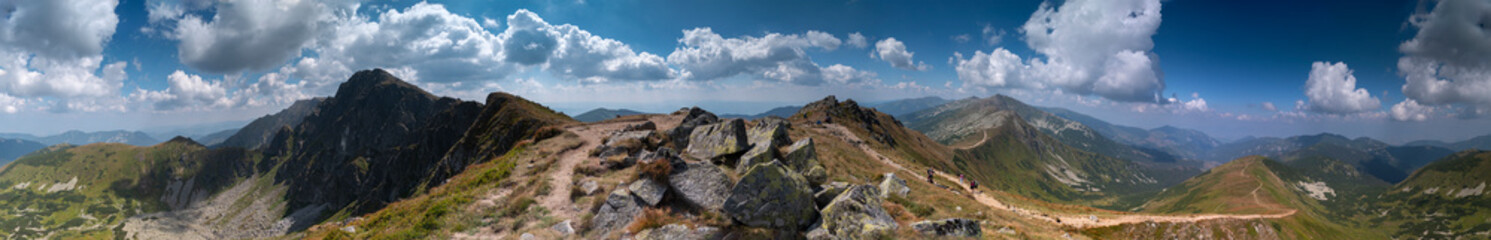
[{"left": 812, "top": 123, "right": 1297, "bottom": 229}]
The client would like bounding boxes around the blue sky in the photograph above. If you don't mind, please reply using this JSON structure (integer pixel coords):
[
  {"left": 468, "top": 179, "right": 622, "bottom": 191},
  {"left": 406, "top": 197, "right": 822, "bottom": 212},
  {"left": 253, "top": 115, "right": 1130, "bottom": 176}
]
[{"left": 1, "top": 0, "right": 1489, "bottom": 144}]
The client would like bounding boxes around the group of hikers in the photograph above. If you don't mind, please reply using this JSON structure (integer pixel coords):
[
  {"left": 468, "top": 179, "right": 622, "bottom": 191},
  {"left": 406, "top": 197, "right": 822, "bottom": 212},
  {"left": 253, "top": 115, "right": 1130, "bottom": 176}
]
[{"left": 926, "top": 169, "right": 977, "bottom": 194}]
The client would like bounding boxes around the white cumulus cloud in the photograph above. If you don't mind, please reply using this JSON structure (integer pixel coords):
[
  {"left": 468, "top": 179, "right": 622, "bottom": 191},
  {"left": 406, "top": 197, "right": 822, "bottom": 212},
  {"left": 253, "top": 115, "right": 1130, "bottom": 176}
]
[
  {"left": 954, "top": 0, "right": 1166, "bottom": 103},
  {"left": 667, "top": 28, "right": 854, "bottom": 85},
  {"left": 133, "top": 70, "right": 233, "bottom": 111},
  {"left": 846, "top": 32, "right": 868, "bottom": 48},
  {"left": 874, "top": 38, "right": 929, "bottom": 71},
  {"left": 1397, "top": 0, "right": 1491, "bottom": 116},
  {"left": 166, "top": 0, "right": 343, "bottom": 73},
  {"left": 1304, "top": 62, "right": 1381, "bottom": 114},
  {"left": 0, "top": 0, "right": 128, "bottom": 113},
  {"left": 1390, "top": 99, "right": 1434, "bottom": 122}
]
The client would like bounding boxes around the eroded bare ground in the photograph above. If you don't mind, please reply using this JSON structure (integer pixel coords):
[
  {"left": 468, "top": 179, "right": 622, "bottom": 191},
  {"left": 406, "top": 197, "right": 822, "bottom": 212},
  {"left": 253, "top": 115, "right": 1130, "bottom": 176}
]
[
  {"left": 812, "top": 123, "right": 1296, "bottom": 230},
  {"left": 454, "top": 113, "right": 683, "bottom": 240},
  {"left": 122, "top": 175, "right": 322, "bottom": 240}
]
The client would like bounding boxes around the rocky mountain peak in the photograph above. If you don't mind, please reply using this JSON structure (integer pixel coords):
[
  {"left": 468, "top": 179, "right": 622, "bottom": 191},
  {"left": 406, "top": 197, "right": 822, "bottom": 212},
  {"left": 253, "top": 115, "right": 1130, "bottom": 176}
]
[
  {"left": 163, "top": 136, "right": 203, "bottom": 147},
  {"left": 334, "top": 68, "right": 435, "bottom": 102}
]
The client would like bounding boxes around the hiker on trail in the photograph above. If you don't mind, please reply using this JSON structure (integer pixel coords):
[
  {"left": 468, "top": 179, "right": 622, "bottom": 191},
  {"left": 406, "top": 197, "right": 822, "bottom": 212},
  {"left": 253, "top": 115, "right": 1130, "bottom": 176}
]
[
  {"left": 958, "top": 173, "right": 965, "bottom": 185},
  {"left": 927, "top": 169, "right": 935, "bottom": 184},
  {"left": 970, "top": 180, "right": 979, "bottom": 193}
]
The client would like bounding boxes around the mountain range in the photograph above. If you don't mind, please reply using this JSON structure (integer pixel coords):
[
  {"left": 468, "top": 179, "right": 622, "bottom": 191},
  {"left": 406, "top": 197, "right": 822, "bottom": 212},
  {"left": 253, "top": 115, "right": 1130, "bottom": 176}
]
[
  {"left": 572, "top": 108, "right": 649, "bottom": 122},
  {"left": 1, "top": 69, "right": 1487, "bottom": 239}
]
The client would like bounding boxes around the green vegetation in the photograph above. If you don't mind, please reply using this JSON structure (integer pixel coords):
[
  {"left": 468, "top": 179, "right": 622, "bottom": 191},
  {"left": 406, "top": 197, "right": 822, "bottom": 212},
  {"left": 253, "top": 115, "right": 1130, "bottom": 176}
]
[
  {"left": 0, "top": 140, "right": 264, "bottom": 239},
  {"left": 1371, "top": 150, "right": 1491, "bottom": 239}
]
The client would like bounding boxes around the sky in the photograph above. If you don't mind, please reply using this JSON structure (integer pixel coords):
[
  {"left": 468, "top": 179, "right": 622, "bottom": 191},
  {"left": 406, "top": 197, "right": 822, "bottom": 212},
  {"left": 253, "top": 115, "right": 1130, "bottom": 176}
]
[{"left": 0, "top": 0, "right": 1489, "bottom": 144}]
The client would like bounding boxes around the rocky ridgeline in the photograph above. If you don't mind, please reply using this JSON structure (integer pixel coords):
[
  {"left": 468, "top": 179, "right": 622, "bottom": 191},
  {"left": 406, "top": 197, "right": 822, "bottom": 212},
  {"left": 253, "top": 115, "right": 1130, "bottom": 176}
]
[{"left": 578, "top": 107, "right": 980, "bottom": 239}]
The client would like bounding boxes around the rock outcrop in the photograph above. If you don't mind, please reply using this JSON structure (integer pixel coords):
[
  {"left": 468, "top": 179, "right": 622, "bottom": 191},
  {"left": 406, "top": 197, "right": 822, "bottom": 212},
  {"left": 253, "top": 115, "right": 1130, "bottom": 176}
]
[
  {"left": 723, "top": 160, "right": 818, "bottom": 229},
  {"left": 590, "top": 189, "right": 646, "bottom": 234},
  {"left": 666, "top": 107, "right": 719, "bottom": 147},
  {"left": 818, "top": 185, "right": 898, "bottom": 238},
  {"left": 911, "top": 218, "right": 981, "bottom": 237},
  {"left": 667, "top": 162, "right": 733, "bottom": 211},
  {"left": 738, "top": 117, "right": 793, "bottom": 170},
  {"left": 813, "top": 182, "right": 851, "bottom": 208},
  {"left": 878, "top": 173, "right": 910, "bottom": 199},
  {"left": 629, "top": 178, "right": 668, "bottom": 206},
  {"left": 685, "top": 119, "right": 749, "bottom": 161},
  {"left": 634, "top": 223, "right": 722, "bottom": 240}
]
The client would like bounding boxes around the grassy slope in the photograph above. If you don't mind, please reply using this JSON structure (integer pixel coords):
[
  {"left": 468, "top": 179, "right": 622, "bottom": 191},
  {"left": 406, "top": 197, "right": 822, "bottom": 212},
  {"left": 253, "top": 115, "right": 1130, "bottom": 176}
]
[
  {"left": 1107, "top": 156, "right": 1384, "bottom": 239},
  {"left": 1373, "top": 150, "right": 1491, "bottom": 238},
  {"left": 0, "top": 140, "right": 244, "bottom": 239}
]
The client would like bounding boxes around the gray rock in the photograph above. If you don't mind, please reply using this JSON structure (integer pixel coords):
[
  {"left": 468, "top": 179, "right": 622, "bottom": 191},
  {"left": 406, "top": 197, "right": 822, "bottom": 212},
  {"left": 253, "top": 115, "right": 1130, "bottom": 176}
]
[
  {"left": 911, "top": 218, "right": 981, "bottom": 237},
  {"left": 520, "top": 233, "right": 536, "bottom": 240},
  {"left": 723, "top": 160, "right": 818, "bottom": 229},
  {"left": 667, "top": 107, "right": 719, "bottom": 147},
  {"left": 813, "top": 182, "right": 851, "bottom": 208},
  {"left": 783, "top": 138, "right": 821, "bottom": 172},
  {"left": 629, "top": 178, "right": 668, "bottom": 206},
  {"left": 803, "top": 165, "right": 828, "bottom": 186},
  {"left": 805, "top": 223, "right": 832, "bottom": 240},
  {"left": 738, "top": 116, "right": 790, "bottom": 174},
  {"left": 819, "top": 185, "right": 898, "bottom": 238},
  {"left": 581, "top": 180, "right": 602, "bottom": 196},
  {"left": 685, "top": 119, "right": 749, "bottom": 161},
  {"left": 625, "top": 121, "right": 657, "bottom": 131},
  {"left": 637, "top": 224, "right": 721, "bottom": 240},
  {"left": 736, "top": 147, "right": 775, "bottom": 171},
  {"left": 637, "top": 147, "right": 686, "bottom": 169},
  {"left": 667, "top": 163, "right": 733, "bottom": 211},
  {"left": 606, "top": 130, "right": 657, "bottom": 147},
  {"left": 878, "top": 173, "right": 910, "bottom": 199},
  {"left": 552, "top": 220, "right": 575, "bottom": 235},
  {"left": 748, "top": 117, "right": 791, "bottom": 148},
  {"left": 590, "top": 189, "right": 646, "bottom": 234}
]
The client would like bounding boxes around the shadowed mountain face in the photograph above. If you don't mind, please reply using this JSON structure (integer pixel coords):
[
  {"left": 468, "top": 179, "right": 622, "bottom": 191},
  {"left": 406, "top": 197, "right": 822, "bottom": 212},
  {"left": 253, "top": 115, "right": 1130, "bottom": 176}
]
[
  {"left": 0, "top": 138, "right": 45, "bottom": 167},
  {"left": 217, "top": 98, "right": 325, "bottom": 150},
  {"left": 265, "top": 69, "right": 488, "bottom": 215}
]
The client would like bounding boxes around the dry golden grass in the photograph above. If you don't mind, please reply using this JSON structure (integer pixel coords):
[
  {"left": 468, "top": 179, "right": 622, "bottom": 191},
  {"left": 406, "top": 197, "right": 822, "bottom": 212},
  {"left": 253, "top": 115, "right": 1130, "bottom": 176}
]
[
  {"left": 635, "top": 157, "right": 673, "bottom": 182},
  {"left": 624, "top": 208, "right": 683, "bottom": 233}
]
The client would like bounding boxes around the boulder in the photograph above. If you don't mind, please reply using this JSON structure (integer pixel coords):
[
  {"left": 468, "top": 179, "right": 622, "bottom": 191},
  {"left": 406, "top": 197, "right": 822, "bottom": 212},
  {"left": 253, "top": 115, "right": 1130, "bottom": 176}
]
[
  {"left": 911, "top": 218, "right": 981, "bottom": 237},
  {"left": 813, "top": 182, "right": 851, "bottom": 208},
  {"left": 819, "top": 185, "right": 898, "bottom": 238},
  {"left": 629, "top": 178, "right": 668, "bottom": 206},
  {"left": 736, "top": 147, "right": 775, "bottom": 171},
  {"left": 605, "top": 130, "right": 657, "bottom": 148},
  {"left": 593, "top": 130, "right": 654, "bottom": 161},
  {"left": 783, "top": 138, "right": 820, "bottom": 172},
  {"left": 589, "top": 189, "right": 646, "bottom": 234},
  {"left": 723, "top": 160, "right": 818, "bottom": 229},
  {"left": 635, "top": 224, "right": 722, "bottom": 240},
  {"left": 625, "top": 121, "right": 657, "bottom": 131},
  {"left": 667, "top": 107, "right": 720, "bottom": 147},
  {"left": 748, "top": 117, "right": 792, "bottom": 148},
  {"left": 878, "top": 173, "right": 910, "bottom": 199},
  {"left": 551, "top": 220, "right": 575, "bottom": 236},
  {"left": 803, "top": 165, "right": 828, "bottom": 186},
  {"left": 685, "top": 119, "right": 749, "bottom": 161},
  {"left": 637, "top": 147, "right": 686, "bottom": 168},
  {"left": 805, "top": 223, "right": 832, "bottom": 240},
  {"left": 667, "top": 163, "right": 733, "bottom": 211},
  {"left": 580, "top": 180, "right": 602, "bottom": 196}
]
